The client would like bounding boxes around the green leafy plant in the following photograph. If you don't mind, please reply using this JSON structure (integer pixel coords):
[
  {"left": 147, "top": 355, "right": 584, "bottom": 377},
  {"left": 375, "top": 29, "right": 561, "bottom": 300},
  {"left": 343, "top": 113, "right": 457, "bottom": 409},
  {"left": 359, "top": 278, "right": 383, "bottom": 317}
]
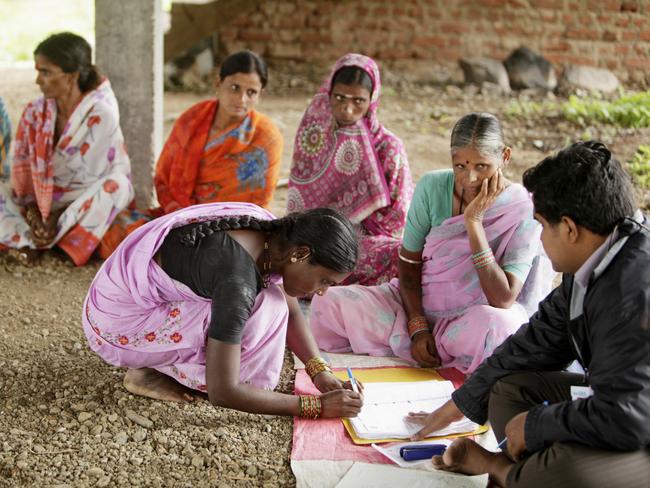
[
  {"left": 628, "top": 145, "right": 650, "bottom": 189},
  {"left": 562, "top": 91, "right": 650, "bottom": 128},
  {"left": 504, "top": 100, "right": 559, "bottom": 119}
]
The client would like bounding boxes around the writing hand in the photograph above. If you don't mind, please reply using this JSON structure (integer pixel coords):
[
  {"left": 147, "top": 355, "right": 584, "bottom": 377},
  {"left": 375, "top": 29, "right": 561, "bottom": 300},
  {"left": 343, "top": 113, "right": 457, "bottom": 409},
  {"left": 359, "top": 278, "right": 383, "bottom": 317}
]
[
  {"left": 320, "top": 389, "right": 363, "bottom": 418},
  {"left": 504, "top": 411, "right": 527, "bottom": 460}
]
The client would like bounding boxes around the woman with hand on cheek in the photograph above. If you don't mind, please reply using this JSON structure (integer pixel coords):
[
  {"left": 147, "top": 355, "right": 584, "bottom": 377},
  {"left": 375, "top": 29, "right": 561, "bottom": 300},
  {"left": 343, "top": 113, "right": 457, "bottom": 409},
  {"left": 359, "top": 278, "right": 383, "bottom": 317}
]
[{"left": 310, "top": 113, "right": 553, "bottom": 374}]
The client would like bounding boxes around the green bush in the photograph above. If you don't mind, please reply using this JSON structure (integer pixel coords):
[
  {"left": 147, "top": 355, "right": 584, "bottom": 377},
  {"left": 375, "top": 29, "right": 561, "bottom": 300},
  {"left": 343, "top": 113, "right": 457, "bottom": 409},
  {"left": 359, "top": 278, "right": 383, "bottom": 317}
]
[
  {"left": 628, "top": 145, "right": 650, "bottom": 189},
  {"left": 563, "top": 91, "right": 650, "bottom": 129}
]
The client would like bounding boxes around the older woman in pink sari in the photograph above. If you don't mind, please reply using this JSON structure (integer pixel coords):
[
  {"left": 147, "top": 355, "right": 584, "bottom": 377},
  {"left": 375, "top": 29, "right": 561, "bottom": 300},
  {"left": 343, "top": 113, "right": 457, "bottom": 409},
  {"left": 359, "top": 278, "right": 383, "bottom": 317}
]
[
  {"left": 310, "top": 113, "right": 554, "bottom": 374},
  {"left": 288, "top": 53, "right": 413, "bottom": 285}
]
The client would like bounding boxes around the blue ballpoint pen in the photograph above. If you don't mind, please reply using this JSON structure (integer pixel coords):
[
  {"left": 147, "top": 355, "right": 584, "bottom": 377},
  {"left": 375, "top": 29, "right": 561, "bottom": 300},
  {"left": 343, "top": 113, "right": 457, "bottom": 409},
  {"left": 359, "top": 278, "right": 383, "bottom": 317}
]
[
  {"left": 497, "top": 401, "right": 549, "bottom": 450},
  {"left": 346, "top": 367, "right": 359, "bottom": 393}
]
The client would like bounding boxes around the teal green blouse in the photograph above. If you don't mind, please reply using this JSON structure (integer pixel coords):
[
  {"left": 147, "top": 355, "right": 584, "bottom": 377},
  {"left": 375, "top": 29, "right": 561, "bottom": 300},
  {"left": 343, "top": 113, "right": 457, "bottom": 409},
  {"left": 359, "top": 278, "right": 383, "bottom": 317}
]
[{"left": 402, "top": 169, "right": 532, "bottom": 283}]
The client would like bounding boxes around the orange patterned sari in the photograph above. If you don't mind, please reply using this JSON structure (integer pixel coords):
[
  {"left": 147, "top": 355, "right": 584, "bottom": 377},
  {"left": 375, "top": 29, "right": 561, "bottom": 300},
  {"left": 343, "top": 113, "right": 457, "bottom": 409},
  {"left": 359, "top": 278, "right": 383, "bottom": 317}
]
[{"left": 155, "top": 99, "right": 283, "bottom": 213}]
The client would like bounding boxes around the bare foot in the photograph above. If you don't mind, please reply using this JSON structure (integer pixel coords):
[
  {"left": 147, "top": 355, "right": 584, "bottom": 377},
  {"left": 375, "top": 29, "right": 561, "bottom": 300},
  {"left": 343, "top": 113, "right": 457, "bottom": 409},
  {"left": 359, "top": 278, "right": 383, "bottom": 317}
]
[
  {"left": 123, "top": 368, "right": 196, "bottom": 403},
  {"left": 432, "top": 438, "right": 513, "bottom": 487}
]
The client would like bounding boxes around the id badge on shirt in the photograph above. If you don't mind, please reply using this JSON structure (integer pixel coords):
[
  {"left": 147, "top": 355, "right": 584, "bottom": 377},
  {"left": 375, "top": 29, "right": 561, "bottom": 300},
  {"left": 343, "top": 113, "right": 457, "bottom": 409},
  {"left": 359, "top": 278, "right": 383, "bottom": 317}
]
[{"left": 571, "top": 385, "right": 594, "bottom": 401}]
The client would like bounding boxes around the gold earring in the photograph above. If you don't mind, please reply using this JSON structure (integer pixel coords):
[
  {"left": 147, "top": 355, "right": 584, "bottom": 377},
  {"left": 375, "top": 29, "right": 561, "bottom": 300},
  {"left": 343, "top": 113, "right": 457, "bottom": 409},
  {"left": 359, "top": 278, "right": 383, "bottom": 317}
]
[
  {"left": 316, "top": 290, "right": 324, "bottom": 296},
  {"left": 290, "top": 256, "right": 297, "bottom": 263}
]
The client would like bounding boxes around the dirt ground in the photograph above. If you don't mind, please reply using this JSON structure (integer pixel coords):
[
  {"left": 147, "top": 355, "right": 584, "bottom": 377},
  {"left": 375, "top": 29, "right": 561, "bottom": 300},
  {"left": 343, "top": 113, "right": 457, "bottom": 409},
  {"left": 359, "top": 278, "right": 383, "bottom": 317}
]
[{"left": 1, "top": 65, "right": 648, "bottom": 487}]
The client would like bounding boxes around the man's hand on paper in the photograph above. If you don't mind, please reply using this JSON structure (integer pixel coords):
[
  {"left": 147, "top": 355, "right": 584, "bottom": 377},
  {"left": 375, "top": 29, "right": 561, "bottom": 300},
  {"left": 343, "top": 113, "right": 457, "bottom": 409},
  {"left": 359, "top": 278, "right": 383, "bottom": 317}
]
[
  {"left": 410, "top": 332, "right": 441, "bottom": 368},
  {"left": 320, "top": 389, "right": 363, "bottom": 418},
  {"left": 504, "top": 411, "right": 527, "bottom": 460},
  {"left": 407, "top": 399, "right": 464, "bottom": 440}
]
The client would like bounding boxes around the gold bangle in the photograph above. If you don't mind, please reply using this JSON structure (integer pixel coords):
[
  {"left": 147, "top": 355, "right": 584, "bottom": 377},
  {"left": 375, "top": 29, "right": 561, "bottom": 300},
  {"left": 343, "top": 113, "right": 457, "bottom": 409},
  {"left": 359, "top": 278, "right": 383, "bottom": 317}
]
[
  {"left": 305, "top": 357, "right": 332, "bottom": 380},
  {"left": 408, "top": 315, "right": 431, "bottom": 339},
  {"left": 299, "top": 394, "right": 322, "bottom": 419},
  {"left": 399, "top": 251, "right": 423, "bottom": 265}
]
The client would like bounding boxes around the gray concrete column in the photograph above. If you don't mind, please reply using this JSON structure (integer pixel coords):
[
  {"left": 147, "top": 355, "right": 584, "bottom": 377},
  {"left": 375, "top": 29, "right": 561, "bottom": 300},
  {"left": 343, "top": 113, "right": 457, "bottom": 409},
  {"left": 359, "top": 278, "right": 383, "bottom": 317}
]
[{"left": 95, "top": 0, "right": 163, "bottom": 208}]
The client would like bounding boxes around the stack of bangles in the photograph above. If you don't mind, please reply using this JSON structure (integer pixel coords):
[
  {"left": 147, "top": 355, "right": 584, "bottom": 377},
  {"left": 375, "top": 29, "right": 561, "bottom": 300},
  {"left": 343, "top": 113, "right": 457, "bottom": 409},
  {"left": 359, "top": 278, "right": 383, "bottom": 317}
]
[
  {"left": 305, "top": 356, "right": 332, "bottom": 380},
  {"left": 408, "top": 315, "right": 430, "bottom": 339},
  {"left": 471, "top": 248, "right": 495, "bottom": 269},
  {"left": 299, "top": 394, "right": 322, "bottom": 419}
]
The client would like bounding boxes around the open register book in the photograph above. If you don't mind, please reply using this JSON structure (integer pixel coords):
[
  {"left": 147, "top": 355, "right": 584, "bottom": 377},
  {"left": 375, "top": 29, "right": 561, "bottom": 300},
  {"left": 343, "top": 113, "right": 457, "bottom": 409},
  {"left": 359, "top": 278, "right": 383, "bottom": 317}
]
[{"left": 348, "top": 380, "right": 479, "bottom": 440}]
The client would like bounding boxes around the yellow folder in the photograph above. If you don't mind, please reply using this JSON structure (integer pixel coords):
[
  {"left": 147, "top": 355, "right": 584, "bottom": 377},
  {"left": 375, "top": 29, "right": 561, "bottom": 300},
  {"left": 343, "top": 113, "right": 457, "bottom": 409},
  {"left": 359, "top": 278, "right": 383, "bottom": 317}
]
[{"left": 333, "top": 367, "right": 488, "bottom": 445}]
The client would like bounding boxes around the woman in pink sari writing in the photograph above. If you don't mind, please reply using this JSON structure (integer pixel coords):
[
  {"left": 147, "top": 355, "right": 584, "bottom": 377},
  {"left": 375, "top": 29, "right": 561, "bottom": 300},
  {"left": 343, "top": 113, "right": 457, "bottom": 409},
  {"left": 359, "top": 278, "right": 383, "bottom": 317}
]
[
  {"left": 310, "top": 113, "right": 554, "bottom": 374},
  {"left": 287, "top": 53, "right": 413, "bottom": 285}
]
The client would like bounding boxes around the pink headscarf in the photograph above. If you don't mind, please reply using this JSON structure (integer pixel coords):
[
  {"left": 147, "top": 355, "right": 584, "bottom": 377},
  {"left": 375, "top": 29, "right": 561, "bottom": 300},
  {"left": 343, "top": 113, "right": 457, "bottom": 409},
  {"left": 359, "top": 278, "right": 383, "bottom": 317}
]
[{"left": 288, "top": 53, "right": 391, "bottom": 224}]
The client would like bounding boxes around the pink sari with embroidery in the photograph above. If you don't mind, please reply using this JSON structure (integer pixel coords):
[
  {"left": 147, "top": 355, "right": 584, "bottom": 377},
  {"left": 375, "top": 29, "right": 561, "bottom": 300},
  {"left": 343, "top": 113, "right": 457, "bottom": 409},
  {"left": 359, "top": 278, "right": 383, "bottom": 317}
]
[
  {"left": 0, "top": 80, "right": 133, "bottom": 265},
  {"left": 82, "top": 202, "right": 289, "bottom": 391},
  {"left": 310, "top": 185, "right": 554, "bottom": 374},
  {"left": 288, "top": 54, "right": 413, "bottom": 285}
]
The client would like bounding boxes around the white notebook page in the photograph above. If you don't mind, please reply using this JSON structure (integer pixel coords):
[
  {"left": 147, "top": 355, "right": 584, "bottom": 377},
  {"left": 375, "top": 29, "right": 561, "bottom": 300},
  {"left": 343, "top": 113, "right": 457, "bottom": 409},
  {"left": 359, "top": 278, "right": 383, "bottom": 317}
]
[{"left": 350, "top": 380, "right": 478, "bottom": 440}]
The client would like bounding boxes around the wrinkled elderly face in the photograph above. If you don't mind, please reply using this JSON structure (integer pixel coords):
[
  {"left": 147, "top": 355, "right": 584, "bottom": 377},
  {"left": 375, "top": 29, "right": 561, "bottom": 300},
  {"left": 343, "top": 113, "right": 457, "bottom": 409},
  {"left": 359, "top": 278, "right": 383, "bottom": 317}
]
[
  {"left": 452, "top": 146, "right": 504, "bottom": 199},
  {"left": 34, "top": 54, "right": 77, "bottom": 99},
  {"left": 329, "top": 83, "right": 371, "bottom": 126}
]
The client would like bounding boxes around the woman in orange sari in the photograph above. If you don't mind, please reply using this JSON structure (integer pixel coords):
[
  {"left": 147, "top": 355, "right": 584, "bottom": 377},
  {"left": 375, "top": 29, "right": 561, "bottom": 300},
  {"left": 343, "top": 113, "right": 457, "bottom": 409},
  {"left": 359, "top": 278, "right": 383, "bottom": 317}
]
[
  {"left": 156, "top": 50, "right": 283, "bottom": 213},
  {"left": 100, "top": 50, "right": 283, "bottom": 257}
]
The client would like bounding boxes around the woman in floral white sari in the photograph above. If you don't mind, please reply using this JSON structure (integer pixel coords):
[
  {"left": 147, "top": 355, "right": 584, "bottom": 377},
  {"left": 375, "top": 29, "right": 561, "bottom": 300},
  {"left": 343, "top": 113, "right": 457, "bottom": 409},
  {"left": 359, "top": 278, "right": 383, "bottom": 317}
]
[{"left": 0, "top": 32, "right": 132, "bottom": 266}]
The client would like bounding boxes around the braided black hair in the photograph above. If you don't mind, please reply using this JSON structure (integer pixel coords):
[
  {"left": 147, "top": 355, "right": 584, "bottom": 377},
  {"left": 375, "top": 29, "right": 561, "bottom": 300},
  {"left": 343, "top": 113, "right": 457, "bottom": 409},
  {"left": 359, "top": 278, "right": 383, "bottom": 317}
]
[
  {"left": 523, "top": 140, "right": 636, "bottom": 235},
  {"left": 180, "top": 208, "right": 358, "bottom": 273}
]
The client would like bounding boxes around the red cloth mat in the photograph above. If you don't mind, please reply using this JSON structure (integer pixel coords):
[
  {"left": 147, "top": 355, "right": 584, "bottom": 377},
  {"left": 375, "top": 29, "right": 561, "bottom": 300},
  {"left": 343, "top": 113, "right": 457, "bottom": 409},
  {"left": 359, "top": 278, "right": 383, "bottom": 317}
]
[{"left": 291, "top": 367, "right": 465, "bottom": 462}]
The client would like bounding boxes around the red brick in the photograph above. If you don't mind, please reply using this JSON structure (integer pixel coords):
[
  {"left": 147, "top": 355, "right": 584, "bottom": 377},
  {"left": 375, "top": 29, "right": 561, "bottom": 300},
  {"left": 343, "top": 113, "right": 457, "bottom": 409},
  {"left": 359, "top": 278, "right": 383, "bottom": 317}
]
[
  {"left": 478, "top": 0, "right": 508, "bottom": 6},
  {"left": 440, "top": 22, "right": 471, "bottom": 34},
  {"left": 239, "top": 30, "right": 272, "bottom": 42},
  {"left": 588, "top": 0, "right": 621, "bottom": 11},
  {"left": 615, "top": 44, "right": 630, "bottom": 54},
  {"left": 605, "top": 59, "right": 619, "bottom": 70},
  {"left": 534, "top": 0, "right": 564, "bottom": 8},
  {"left": 544, "top": 40, "right": 571, "bottom": 51},
  {"left": 616, "top": 17, "right": 631, "bottom": 27},
  {"left": 624, "top": 58, "right": 650, "bottom": 69},
  {"left": 640, "top": 30, "right": 650, "bottom": 41},
  {"left": 565, "top": 28, "right": 600, "bottom": 40},
  {"left": 507, "top": 0, "right": 528, "bottom": 8},
  {"left": 413, "top": 35, "right": 446, "bottom": 48},
  {"left": 276, "top": 17, "right": 306, "bottom": 29},
  {"left": 622, "top": 31, "right": 638, "bottom": 40},
  {"left": 621, "top": 0, "right": 640, "bottom": 12},
  {"left": 603, "top": 30, "right": 619, "bottom": 41}
]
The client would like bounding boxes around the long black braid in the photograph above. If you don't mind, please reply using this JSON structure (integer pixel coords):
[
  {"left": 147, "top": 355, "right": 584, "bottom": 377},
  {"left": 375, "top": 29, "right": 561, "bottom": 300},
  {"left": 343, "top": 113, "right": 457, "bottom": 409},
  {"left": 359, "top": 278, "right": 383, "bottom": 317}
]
[{"left": 179, "top": 208, "right": 358, "bottom": 273}]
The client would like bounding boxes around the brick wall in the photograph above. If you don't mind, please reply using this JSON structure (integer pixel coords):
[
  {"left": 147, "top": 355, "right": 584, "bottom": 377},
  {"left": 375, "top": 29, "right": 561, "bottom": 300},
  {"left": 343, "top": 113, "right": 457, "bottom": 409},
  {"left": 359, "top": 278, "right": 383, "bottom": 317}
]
[{"left": 217, "top": 0, "right": 650, "bottom": 86}]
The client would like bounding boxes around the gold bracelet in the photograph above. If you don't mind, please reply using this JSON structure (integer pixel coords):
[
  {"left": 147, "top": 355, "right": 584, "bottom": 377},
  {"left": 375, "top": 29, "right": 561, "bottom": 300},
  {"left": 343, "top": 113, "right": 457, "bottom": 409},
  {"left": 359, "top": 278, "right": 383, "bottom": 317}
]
[
  {"left": 398, "top": 251, "right": 423, "bottom": 265},
  {"left": 299, "top": 394, "right": 322, "bottom": 419},
  {"left": 305, "top": 357, "right": 332, "bottom": 380},
  {"left": 408, "top": 315, "right": 431, "bottom": 339}
]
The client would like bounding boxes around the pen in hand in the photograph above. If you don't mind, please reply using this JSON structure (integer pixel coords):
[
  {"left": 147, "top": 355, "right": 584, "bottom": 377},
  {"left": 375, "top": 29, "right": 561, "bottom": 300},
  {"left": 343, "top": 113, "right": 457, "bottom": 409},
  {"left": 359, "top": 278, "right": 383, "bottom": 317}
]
[
  {"left": 346, "top": 367, "right": 359, "bottom": 393},
  {"left": 497, "top": 400, "right": 549, "bottom": 451}
]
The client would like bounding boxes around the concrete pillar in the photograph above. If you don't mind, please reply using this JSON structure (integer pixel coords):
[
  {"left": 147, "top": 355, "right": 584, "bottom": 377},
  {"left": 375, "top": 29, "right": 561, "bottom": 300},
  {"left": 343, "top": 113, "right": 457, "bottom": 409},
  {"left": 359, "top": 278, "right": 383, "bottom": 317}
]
[{"left": 95, "top": 0, "right": 163, "bottom": 208}]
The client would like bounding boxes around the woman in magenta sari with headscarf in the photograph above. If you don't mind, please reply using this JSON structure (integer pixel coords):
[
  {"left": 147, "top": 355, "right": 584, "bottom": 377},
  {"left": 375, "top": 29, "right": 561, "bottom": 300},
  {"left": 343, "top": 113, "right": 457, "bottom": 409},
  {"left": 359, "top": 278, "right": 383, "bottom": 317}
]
[
  {"left": 287, "top": 53, "right": 413, "bottom": 286},
  {"left": 310, "top": 113, "right": 554, "bottom": 374}
]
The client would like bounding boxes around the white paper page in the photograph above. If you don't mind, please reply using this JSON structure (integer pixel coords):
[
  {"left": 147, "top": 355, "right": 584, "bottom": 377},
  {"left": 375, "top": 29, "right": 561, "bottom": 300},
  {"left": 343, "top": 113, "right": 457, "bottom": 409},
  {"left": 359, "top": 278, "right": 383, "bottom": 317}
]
[
  {"left": 349, "top": 381, "right": 479, "bottom": 440},
  {"left": 334, "top": 462, "right": 488, "bottom": 488}
]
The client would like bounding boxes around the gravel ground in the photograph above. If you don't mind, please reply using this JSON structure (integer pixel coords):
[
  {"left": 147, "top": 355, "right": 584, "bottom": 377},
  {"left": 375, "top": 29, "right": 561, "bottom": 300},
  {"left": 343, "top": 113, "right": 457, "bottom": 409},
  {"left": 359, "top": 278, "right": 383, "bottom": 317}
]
[{"left": 1, "top": 64, "right": 648, "bottom": 487}]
